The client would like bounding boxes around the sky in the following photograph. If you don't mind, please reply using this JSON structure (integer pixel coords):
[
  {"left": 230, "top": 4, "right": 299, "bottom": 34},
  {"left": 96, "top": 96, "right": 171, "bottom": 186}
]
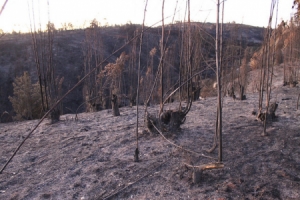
[{"left": 0, "top": 0, "right": 296, "bottom": 33}]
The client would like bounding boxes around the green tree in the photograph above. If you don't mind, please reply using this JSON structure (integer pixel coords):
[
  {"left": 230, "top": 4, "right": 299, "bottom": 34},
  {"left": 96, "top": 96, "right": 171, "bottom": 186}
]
[{"left": 9, "top": 72, "right": 43, "bottom": 120}]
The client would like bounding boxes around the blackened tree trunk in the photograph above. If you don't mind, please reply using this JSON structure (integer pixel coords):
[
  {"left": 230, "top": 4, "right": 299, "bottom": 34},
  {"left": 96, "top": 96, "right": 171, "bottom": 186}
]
[
  {"left": 240, "top": 85, "right": 246, "bottom": 100},
  {"left": 50, "top": 108, "right": 60, "bottom": 124},
  {"left": 111, "top": 94, "right": 120, "bottom": 116},
  {"left": 216, "top": 0, "right": 223, "bottom": 162},
  {"left": 297, "top": 93, "right": 300, "bottom": 110}
]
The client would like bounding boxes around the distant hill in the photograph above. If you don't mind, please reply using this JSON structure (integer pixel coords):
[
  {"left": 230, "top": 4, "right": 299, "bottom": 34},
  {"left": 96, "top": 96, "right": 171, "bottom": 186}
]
[{"left": 0, "top": 23, "right": 265, "bottom": 118}]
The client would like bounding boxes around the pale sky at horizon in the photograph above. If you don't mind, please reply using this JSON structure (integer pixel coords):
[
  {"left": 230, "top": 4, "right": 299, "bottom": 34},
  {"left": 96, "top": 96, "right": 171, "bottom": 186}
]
[{"left": 0, "top": 0, "right": 295, "bottom": 33}]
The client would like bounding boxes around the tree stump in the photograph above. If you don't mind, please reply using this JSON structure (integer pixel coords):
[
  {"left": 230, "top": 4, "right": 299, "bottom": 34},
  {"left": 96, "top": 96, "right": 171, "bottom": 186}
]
[
  {"left": 192, "top": 87, "right": 201, "bottom": 101},
  {"left": 130, "top": 99, "right": 136, "bottom": 107},
  {"left": 257, "top": 112, "right": 266, "bottom": 122},
  {"left": 240, "top": 85, "right": 246, "bottom": 100},
  {"left": 268, "top": 102, "right": 278, "bottom": 121},
  {"left": 290, "top": 81, "right": 297, "bottom": 88},
  {"left": 257, "top": 102, "right": 278, "bottom": 122},
  {"left": 193, "top": 169, "right": 202, "bottom": 184},
  {"left": 111, "top": 94, "right": 120, "bottom": 116},
  {"left": 129, "top": 92, "right": 137, "bottom": 107},
  {"left": 145, "top": 112, "right": 160, "bottom": 133},
  {"left": 145, "top": 97, "right": 191, "bottom": 134},
  {"left": 134, "top": 148, "right": 139, "bottom": 162},
  {"left": 0, "top": 111, "right": 13, "bottom": 123},
  {"left": 184, "top": 162, "right": 224, "bottom": 184},
  {"left": 228, "top": 87, "right": 236, "bottom": 100},
  {"left": 163, "top": 110, "right": 186, "bottom": 131},
  {"left": 50, "top": 108, "right": 60, "bottom": 124},
  {"left": 145, "top": 110, "right": 186, "bottom": 133},
  {"left": 297, "top": 93, "right": 300, "bottom": 110}
]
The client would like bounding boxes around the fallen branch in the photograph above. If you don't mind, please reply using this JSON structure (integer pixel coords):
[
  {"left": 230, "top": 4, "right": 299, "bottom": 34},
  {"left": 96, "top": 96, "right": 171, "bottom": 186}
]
[
  {"left": 184, "top": 162, "right": 224, "bottom": 184},
  {"left": 184, "top": 162, "right": 224, "bottom": 171},
  {"left": 0, "top": 0, "right": 8, "bottom": 16}
]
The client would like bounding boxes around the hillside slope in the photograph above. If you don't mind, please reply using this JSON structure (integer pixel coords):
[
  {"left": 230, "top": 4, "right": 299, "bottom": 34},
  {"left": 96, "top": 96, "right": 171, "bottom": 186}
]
[{"left": 0, "top": 65, "right": 299, "bottom": 199}]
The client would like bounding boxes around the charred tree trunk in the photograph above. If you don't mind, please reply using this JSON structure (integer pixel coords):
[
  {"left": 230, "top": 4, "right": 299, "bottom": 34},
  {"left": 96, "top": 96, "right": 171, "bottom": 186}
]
[
  {"left": 297, "top": 93, "right": 300, "bottom": 110},
  {"left": 50, "top": 108, "right": 60, "bottom": 124},
  {"left": 192, "top": 86, "right": 201, "bottom": 101},
  {"left": 134, "top": 0, "right": 148, "bottom": 162},
  {"left": 240, "top": 85, "right": 246, "bottom": 100},
  {"left": 216, "top": 0, "right": 223, "bottom": 162},
  {"left": 159, "top": 0, "right": 165, "bottom": 116},
  {"left": 130, "top": 94, "right": 136, "bottom": 107},
  {"left": 111, "top": 94, "right": 120, "bottom": 116},
  {"left": 262, "top": 0, "right": 277, "bottom": 136}
]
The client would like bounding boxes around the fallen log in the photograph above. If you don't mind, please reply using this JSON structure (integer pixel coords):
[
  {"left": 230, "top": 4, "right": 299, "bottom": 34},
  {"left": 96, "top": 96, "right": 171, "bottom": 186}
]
[{"left": 184, "top": 162, "right": 224, "bottom": 171}]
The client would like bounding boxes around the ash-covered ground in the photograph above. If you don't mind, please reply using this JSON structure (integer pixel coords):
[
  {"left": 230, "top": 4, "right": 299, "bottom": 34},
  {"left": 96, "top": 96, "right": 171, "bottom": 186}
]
[{"left": 1, "top": 66, "right": 300, "bottom": 200}]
